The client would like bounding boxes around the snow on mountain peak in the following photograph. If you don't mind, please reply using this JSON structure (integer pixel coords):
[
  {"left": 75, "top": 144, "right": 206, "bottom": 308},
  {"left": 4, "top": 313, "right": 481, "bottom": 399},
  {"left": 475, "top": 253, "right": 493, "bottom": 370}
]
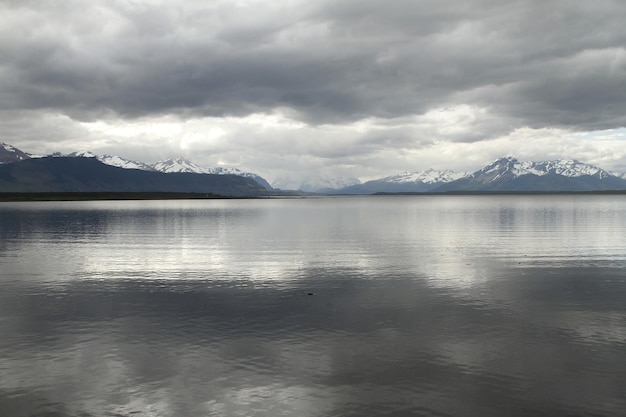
[
  {"left": 67, "top": 151, "right": 155, "bottom": 171},
  {"left": 151, "top": 157, "right": 210, "bottom": 174},
  {"left": 148, "top": 157, "right": 272, "bottom": 188},
  {"left": 99, "top": 155, "right": 155, "bottom": 171},
  {"left": 1, "top": 142, "right": 31, "bottom": 163},
  {"left": 2, "top": 142, "right": 22, "bottom": 154},
  {"left": 537, "top": 159, "right": 609, "bottom": 178},
  {"left": 380, "top": 169, "right": 467, "bottom": 184},
  {"left": 149, "top": 158, "right": 250, "bottom": 176},
  {"left": 204, "top": 166, "right": 245, "bottom": 175},
  {"left": 68, "top": 151, "right": 97, "bottom": 158},
  {"left": 476, "top": 157, "right": 613, "bottom": 182}
]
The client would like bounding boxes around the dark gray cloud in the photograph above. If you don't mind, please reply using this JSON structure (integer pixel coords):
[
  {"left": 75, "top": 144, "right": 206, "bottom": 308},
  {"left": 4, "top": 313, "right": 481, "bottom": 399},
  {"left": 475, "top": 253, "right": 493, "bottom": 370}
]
[{"left": 2, "top": 0, "right": 626, "bottom": 130}]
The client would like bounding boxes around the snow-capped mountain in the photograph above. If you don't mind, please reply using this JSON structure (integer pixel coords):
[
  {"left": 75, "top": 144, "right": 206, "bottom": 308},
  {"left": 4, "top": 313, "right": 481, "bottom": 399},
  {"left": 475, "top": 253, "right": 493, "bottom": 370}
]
[
  {"left": 1, "top": 142, "right": 31, "bottom": 164},
  {"left": 474, "top": 156, "right": 612, "bottom": 180},
  {"left": 330, "top": 169, "right": 467, "bottom": 194},
  {"left": 100, "top": 155, "right": 157, "bottom": 171},
  {"left": 67, "top": 150, "right": 97, "bottom": 158},
  {"left": 435, "top": 156, "right": 626, "bottom": 192},
  {"left": 3, "top": 142, "right": 626, "bottom": 194},
  {"left": 151, "top": 158, "right": 272, "bottom": 189},
  {"left": 68, "top": 151, "right": 156, "bottom": 171},
  {"left": 62, "top": 153, "right": 272, "bottom": 189},
  {"left": 150, "top": 157, "right": 208, "bottom": 174},
  {"left": 377, "top": 169, "right": 467, "bottom": 184},
  {"left": 534, "top": 159, "right": 612, "bottom": 178},
  {"left": 47, "top": 150, "right": 273, "bottom": 189}
]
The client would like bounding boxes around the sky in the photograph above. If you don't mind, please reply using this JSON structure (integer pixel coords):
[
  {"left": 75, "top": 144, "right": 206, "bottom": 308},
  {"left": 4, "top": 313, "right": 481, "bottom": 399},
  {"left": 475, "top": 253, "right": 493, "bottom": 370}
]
[{"left": 1, "top": 0, "right": 626, "bottom": 186}]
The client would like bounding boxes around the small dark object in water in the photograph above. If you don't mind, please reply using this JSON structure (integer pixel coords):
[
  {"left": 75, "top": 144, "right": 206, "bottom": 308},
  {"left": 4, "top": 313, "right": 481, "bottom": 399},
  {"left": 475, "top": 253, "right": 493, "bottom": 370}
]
[{"left": 307, "top": 292, "right": 315, "bottom": 296}]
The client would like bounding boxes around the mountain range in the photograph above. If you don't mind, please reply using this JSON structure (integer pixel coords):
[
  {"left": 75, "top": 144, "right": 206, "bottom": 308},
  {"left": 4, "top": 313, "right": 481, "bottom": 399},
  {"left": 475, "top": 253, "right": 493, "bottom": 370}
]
[
  {"left": 272, "top": 159, "right": 626, "bottom": 194},
  {"left": 434, "top": 156, "right": 626, "bottom": 192},
  {"left": 2, "top": 142, "right": 626, "bottom": 194},
  {"left": 64, "top": 150, "right": 273, "bottom": 189},
  {"left": 0, "top": 157, "right": 268, "bottom": 196},
  {"left": 0, "top": 143, "right": 269, "bottom": 196},
  {"left": 321, "top": 157, "right": 626, "bottom": 193},
  {"left": 330, "top": 169, "right": 469, "bottom": 194}
]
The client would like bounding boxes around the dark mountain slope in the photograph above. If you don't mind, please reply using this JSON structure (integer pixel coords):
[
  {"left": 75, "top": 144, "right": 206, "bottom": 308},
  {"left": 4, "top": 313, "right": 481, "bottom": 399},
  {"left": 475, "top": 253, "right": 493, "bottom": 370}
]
[{"left": 0, "top": 157, "right": 267, "bottom": 196}]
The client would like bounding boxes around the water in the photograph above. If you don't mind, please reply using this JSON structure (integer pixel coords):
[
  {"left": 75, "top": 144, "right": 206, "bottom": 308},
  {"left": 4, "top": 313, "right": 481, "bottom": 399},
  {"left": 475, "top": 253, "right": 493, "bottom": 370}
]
[{"left": 1, "top": 195, "right": 626, "bottom": 416}]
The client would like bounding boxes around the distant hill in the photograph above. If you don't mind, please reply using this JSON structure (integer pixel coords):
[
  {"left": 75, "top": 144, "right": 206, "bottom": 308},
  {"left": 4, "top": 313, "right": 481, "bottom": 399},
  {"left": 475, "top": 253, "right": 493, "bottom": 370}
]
[
  {"left": 435, "top": 157, "right": 626, "bottom": 192},
  {"left": 0, "top": 157, "right": 268, "bottom": 196},
  {"left": 332, "top": 169, "right": 467, "bottom": 194}
]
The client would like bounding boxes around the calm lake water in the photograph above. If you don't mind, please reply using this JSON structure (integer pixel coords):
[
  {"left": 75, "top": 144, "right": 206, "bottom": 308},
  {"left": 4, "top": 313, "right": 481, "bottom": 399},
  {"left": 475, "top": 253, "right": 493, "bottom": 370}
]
[{"left": 2, "top": 195, "right": 626, "bottom": 417}]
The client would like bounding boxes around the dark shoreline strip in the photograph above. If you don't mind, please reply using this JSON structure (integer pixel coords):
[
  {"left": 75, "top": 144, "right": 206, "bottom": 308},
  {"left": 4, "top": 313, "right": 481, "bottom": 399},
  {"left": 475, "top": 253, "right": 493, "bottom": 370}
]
[{"left": 0, "top": 192, "right": 249, "bottom": 202}]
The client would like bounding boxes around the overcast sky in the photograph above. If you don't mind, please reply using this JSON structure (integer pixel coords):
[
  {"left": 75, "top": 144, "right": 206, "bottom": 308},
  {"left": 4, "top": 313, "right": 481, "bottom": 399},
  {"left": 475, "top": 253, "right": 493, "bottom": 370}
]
[{"left": 1, "top": 0, "right": 626, "bottom": 185}]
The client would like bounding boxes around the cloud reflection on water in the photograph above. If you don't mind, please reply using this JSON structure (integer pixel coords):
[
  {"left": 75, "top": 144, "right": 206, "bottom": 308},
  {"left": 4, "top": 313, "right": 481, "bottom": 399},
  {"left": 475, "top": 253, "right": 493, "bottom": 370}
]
[{"left": 2, "top": 196, "right": 626, "bottom": 416}]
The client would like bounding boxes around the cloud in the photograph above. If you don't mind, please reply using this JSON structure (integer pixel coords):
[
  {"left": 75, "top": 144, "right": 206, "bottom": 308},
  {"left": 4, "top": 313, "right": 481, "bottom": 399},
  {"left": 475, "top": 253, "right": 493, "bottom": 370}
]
[
  {"left": 2, "top": 0, "right": 626, "bottom": 179},
  {"left": 2, "top": 0, "right": 626, "bottom": 125}
]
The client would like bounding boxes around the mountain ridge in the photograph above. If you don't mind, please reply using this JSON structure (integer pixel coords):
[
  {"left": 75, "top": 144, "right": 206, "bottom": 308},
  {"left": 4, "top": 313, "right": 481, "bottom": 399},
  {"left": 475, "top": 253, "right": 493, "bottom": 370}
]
[
  {"left": 67, "top": 151, "right": 157, "bottom": 171},
  {"left": 2, "top": 143, "right": 626, "bottom": 193},
  {"left": 435, "top": 157, "right": 626, "bottom": 192},
  {"left": 152, "top": 157, "right": 273, "bottom": 189},
  {"left": 2, "top": 144, "right": 273, "bottom": 190},
  {"left": 0, "top": 157, "right": 268, "bottom": 196},
  {"left": 330, "top": 169, "right": 468, "bottom": 194}
]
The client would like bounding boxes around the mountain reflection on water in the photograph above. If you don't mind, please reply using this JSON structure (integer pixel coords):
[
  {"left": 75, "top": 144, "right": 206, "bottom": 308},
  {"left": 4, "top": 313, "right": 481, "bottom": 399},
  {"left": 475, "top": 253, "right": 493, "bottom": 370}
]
[{"left": 1, "top": 196, "right": 626, "bottom": 417}]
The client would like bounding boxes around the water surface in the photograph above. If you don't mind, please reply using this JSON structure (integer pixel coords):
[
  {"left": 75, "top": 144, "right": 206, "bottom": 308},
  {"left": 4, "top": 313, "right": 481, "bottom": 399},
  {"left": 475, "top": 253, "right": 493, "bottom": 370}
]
[{"left": 1, "top": 195, "right": 626, "bottom": 416}]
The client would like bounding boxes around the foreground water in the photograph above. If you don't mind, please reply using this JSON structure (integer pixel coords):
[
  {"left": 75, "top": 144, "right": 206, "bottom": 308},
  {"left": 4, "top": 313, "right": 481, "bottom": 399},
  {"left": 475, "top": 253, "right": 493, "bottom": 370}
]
[{"left": 1, "top": 195, "right": 626, "bottom": 417}]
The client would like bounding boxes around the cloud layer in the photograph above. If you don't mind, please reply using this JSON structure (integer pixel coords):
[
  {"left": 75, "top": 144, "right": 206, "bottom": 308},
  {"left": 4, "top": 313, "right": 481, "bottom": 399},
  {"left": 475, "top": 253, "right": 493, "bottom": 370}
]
[{"left": 1, "top": 0, "right": 626, "bottom": 181}]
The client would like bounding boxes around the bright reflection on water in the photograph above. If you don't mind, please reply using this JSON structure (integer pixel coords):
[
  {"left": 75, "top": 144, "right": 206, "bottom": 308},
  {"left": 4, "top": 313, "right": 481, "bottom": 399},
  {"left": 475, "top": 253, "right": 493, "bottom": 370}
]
[{"left": 2, "top": 195, "right": 626, "bottom": 416}]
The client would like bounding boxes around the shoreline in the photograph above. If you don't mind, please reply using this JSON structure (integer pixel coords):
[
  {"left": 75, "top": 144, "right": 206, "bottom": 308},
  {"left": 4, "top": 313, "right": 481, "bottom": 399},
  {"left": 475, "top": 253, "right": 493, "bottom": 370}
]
[
  {"left": 2, "top": 190, "right": 626, "bottom": 202},
  {"left": 0, "top": 192, "right": 258, "bottom": 202}
]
